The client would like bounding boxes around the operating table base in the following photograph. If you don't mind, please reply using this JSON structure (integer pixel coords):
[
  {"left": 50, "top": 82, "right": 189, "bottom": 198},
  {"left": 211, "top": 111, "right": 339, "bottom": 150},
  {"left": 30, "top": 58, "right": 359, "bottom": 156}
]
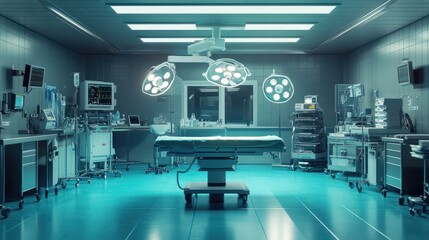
[{"left": 184, "top": 182, "right": 249, "bottom": 204}]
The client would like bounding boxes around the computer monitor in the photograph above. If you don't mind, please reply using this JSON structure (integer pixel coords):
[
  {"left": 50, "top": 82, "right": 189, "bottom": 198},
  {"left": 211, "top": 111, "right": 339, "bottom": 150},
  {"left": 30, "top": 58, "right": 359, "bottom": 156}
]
[
  {"left": 128, "top": 115, "right": 141, "bottom": 127},
  {"left": 23, "top": 64, "right": 45, "bottom": 88}
]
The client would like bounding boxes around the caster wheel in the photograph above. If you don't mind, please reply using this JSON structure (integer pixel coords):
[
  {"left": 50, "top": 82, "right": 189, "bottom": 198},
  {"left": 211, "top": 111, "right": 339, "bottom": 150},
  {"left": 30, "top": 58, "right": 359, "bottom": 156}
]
[
  {"left": 87, "top": 179, "right": 91, "bottom": 184},
  {"left": 61, "top": 182, "right": 67, "bottom": 189},
  {"left": 381, "top": 189, "right": 387, "bottom": 198},
  {"left": 417, "top": 210, "right": 422, "bottom": 216},
  {"left": 145, "top": 171, "right": 149, "bottom": 174},
  {"left": 155, "top": 171, "right": 159, "bottom": 175},
  {"left": 166, "top": 170, "right": 170, "bottom": 173},
  {"left": 409, "top": 208, "right": 415, "bottom": 216},
  {"left": 290, "top": 165, "right": 296, "bottom": 171},
  {"left": 349, "top": 182, "right": 354, "bottom": 189},
  {"left": 75, "top": 183, "right": 80, "bottom": 188},
  {"left": 399, "top": 197, "right": 405, "bottom": 206},
  {"left": 307, "top": 168, "right": 311, "bottom": 173},
  {"left": 356, "top": 182, "right": 362, "bottom": 193},
  {"left": 185, "top": 194, "right": 192, "bottom": 203},
  {"left": 242, "top": 195, "right": 248, "bottom": 203},
  {"left": 55, "top": 188, "right": 58, "bottom": 195},
  {"left": 324, "top": 169, "right": 328, "bottom": 174},
  {"left": 18, "top": 201, "right": 24, "bottom": 209},
  {"left": 36, "top": 193, "right": 41, "bottom": 202},
  {"left": 103, "top": 174, "right": 107, "bottom": 180},
  {"left": 331, "top": 173, "right": 336, "bottom": 179},
  {"left": 1, "top": 208, "right": 11, "bottom": 218}
]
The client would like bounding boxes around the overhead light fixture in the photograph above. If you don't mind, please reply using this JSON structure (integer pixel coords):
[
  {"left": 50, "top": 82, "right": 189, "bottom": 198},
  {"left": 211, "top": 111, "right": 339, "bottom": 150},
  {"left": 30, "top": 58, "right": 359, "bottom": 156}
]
[
  {"left": 245, "top": 24, "right": 314, "bottom": 30},
  {"left": 111, "top": 5, "right": 337, "bottom": 14},
  {"left": 262, "top": 70, "right": 294, "bottom": 104},
  {"left": 142, "top": 62, "right": 176, "bottom": 96},
  {"left": 204, "top": 58, "right": 251, "bottom": 88},
  {"left": 141, "top": 37, "right": 300, "bottom": 43},
  {"left": 128, "top": 23, "right": 197, "bottom": 30},
  {"left": 140, "top": 38, "right": 204, "bottom": 43},
  {"left": 225, "top": 38, "right": 300, "bottom": 43}
]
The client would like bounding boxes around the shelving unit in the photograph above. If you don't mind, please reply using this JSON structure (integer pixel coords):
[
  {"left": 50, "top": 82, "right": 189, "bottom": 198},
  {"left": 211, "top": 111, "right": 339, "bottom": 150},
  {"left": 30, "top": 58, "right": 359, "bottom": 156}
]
[{"left": 290, "top": 107, "right": 326, "bottom": 172}]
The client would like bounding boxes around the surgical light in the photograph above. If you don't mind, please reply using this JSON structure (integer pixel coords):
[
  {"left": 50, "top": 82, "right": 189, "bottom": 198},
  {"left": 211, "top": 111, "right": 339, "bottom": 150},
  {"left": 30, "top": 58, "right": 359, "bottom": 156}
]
[
  {"left": 262, "top": 70, "right": 294, "bottom": 104},
  {"left": 204, "top": 58, "right": 251, "bottom": 88},
  {"left": 142, "top": 62, "right": 176, "bottom": 96}
]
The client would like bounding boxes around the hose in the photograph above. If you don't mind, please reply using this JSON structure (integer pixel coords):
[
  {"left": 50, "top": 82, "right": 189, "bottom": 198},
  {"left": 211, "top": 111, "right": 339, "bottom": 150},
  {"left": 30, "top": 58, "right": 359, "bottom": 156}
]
[{"left": 176, "top": 158, "right": 197, "bottom": 190}]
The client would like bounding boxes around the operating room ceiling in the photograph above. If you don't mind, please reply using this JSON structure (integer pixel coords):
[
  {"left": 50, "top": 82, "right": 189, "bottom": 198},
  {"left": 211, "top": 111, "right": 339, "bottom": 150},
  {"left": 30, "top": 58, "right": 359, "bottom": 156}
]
[{"left": 0, "top": 0, "right": 428, "bottom": 55}]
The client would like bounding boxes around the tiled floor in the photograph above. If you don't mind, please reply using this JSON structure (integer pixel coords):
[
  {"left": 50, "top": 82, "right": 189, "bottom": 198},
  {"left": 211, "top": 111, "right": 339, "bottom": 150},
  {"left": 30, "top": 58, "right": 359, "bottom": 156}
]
[{"left": 1, "top": 164, "right": 428, "bottom": 240}]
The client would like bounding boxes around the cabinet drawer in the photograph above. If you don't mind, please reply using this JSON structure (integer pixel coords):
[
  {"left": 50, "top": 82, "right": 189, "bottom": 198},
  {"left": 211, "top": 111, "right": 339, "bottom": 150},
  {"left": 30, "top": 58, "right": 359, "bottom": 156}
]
[
  {"left": 23, "top": 142, "right": 36, "bottom": 151},
  {"left": 22, "top": 148, "right": 36, "bottom": 157},
  {"left": 386, "top": 163, "right": 401, "bottom": 178},
  {"left": 385, "top": 148, "right": 401, "bottom": 159},
  {"left": 22, "top": 163, "right": 36, "bottom": 192},
  {"left": 22, "top": 154, "right": 36, "bottom": 165},
  {"left": 386, "top": 176, "right": 401, "bottom": 189},
  {"left": 386, "top": 142, "right": 401, "bottom": 151},
  {"left": 385, "top": 154, "right": 401, "bottom": 166}
]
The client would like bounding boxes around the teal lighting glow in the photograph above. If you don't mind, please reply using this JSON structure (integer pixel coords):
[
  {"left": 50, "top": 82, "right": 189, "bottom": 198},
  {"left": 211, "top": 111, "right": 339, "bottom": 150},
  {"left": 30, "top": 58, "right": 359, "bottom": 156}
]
[
  {"left": 262, "top": 71, "right": 294, "bottom": 103},
  {"left": 204, "top": 58, "right": 251, "bottom": 88},
  {"left": 142, "top": 62, "right": 176, "bottom": 96}
]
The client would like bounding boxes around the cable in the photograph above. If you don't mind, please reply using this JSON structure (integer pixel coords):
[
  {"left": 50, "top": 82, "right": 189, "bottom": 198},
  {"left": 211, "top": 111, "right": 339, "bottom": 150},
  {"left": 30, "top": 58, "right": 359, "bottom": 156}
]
[{"left": 176, "top": 157, "right": 197, "bottom": 190}]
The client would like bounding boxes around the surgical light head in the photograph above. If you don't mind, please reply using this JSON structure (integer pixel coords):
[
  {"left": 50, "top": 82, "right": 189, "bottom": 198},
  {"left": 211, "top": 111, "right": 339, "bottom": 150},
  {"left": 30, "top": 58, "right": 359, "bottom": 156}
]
[
  {"left": 262, "top": 71, "right": 294, "bottom": 104},
  {"left": 203, "top": 58, "right": 251, "bottom": 88},
  {"left": 142, "top": 62, "right": 176, "bottom": 96}
]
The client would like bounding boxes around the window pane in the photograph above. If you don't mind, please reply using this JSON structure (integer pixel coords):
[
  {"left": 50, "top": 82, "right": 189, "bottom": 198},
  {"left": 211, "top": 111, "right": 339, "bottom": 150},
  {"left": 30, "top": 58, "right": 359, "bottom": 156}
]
[
  {"left": 225, "top": 85, "right": 253, "bottom": 125},
  {"left": 187, "top": 86, "right": 219, "bottom": 121}
]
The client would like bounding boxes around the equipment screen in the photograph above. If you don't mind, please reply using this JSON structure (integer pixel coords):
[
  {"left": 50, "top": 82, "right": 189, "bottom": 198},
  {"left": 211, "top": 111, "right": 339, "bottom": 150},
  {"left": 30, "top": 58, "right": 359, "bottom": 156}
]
[
  {"left": 128, "top": 115, "right": 140, "bottom": 126},
  {"left": 14, "top": 95, "right": 24, "bottom": 110},
  {"left": 43, "top": 109, "right": 56, "bottom": 121}
]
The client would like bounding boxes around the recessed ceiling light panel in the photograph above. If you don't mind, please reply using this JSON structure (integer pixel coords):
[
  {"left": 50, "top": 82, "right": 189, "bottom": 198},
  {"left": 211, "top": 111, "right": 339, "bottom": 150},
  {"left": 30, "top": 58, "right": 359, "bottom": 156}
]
[{"left": 111, "top": 5, "right": 337, "bottom": 14}]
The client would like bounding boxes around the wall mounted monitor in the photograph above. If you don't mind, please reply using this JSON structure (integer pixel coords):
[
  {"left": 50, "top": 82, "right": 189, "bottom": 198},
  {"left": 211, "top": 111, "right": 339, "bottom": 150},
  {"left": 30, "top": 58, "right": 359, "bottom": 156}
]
[
  {"left": 397, "top": 60, "right": 414, "bottom": 85},
  {"left": 23, "top": 64, "right": 45, "bottom": 88}
]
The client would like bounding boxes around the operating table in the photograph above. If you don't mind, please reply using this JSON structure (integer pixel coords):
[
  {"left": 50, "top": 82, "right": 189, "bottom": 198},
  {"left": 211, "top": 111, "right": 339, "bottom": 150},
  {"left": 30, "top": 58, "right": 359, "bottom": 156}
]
[{"left": 153, "top": 135, "right": 286, "bottom": 204}]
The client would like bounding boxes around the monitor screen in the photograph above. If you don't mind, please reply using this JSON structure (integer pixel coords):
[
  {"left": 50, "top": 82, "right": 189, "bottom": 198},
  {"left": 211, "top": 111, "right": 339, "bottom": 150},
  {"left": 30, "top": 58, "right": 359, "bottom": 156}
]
[
  {"left": 14, "top": 94, "right": 24, "bottom": 110},
  {"left": 23, "top": 64, "right": 45, "bottom": 88},
  {"left": 397, "top": 61, "right": 414, "bottom": 85},
  {"left": 43, "top": 109, "right": 56, "bottom": 121},
  {"left": 304, "top": 95, "right": 317, "bottom": 104},
  {"left": 128, "top": 115, "right": 140, "bottom": 126}
]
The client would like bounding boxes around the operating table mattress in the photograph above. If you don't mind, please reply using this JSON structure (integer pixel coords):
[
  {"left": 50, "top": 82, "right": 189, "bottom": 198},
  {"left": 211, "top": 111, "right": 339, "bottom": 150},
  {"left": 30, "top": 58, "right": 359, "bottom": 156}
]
[{"left": 154, "top": 135, "right": 285, "bottom": 156}]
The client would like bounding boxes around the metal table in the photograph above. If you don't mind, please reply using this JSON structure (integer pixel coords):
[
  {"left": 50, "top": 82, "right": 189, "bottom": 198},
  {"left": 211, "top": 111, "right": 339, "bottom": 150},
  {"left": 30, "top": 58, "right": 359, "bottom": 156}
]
[{"left": 0, "top": 133, "right": 56, "bottom": 218}]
